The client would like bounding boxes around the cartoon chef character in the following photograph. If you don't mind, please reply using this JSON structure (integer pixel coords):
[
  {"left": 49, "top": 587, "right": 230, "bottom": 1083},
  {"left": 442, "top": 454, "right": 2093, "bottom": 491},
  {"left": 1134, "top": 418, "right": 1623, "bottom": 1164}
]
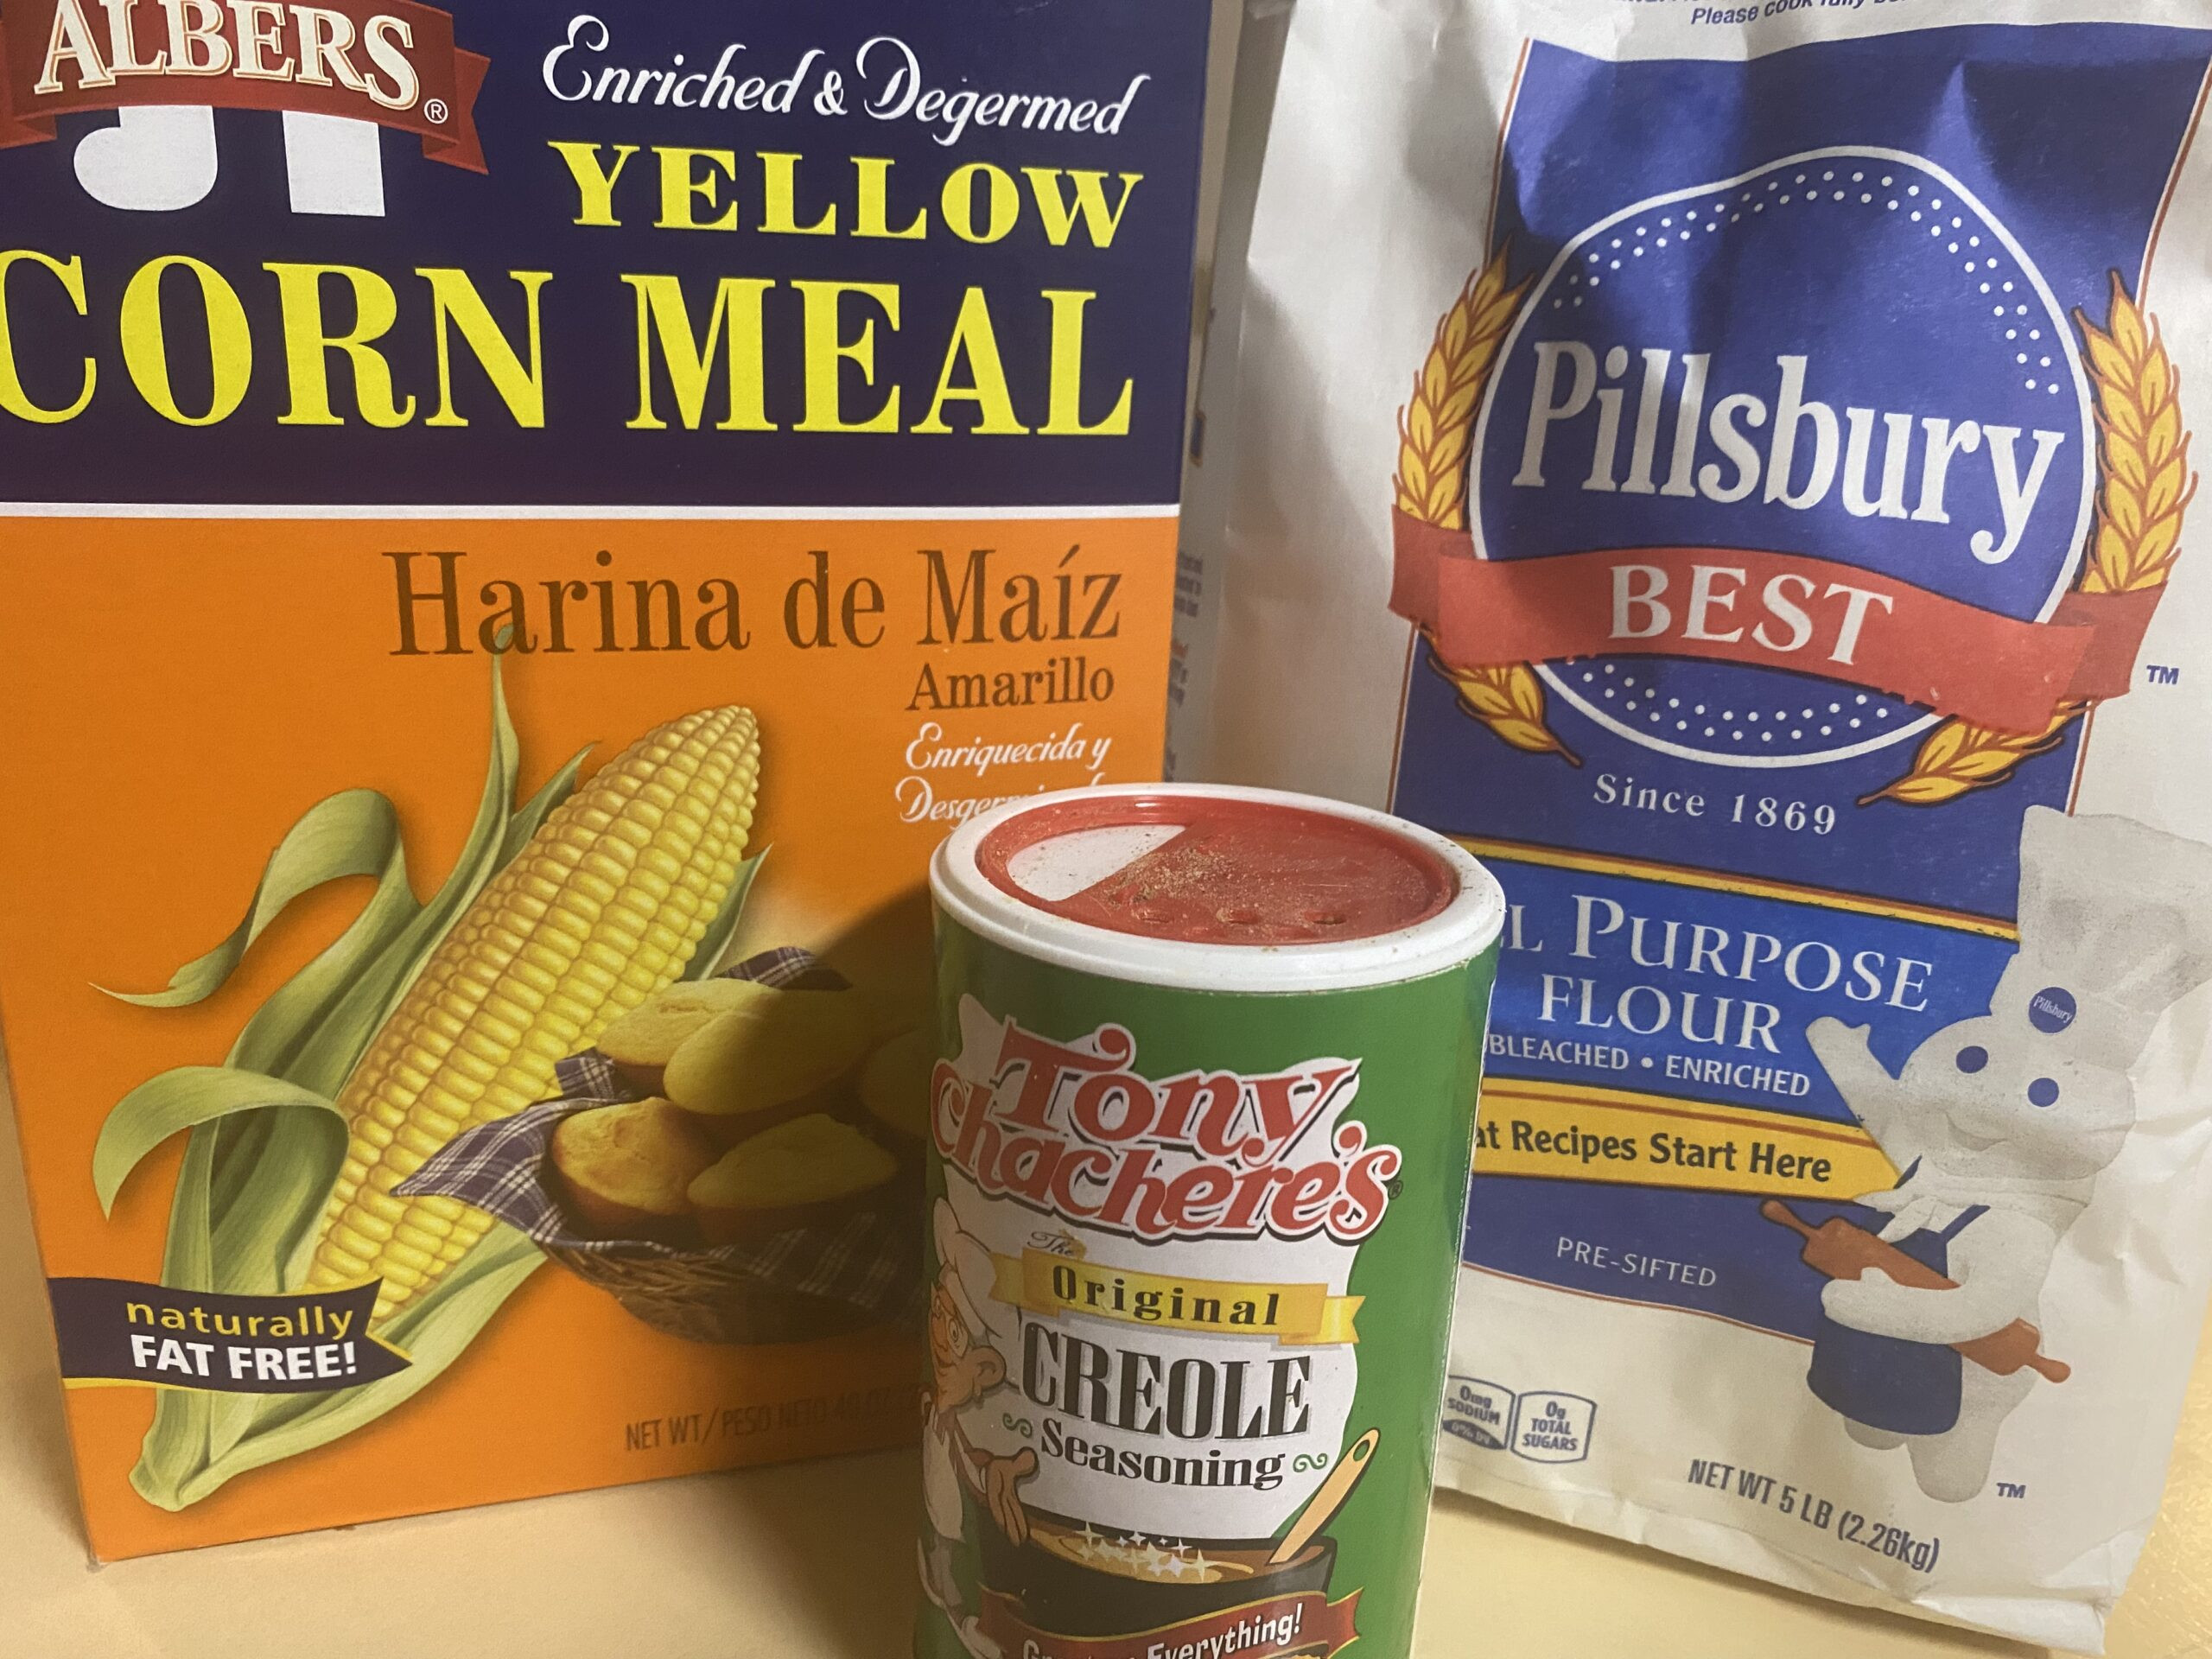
[
  {"left": 919, "top": 1197, "right": 1039, "bottom": 1651},
  {"left": 1805, "top": 807, "right": 2212, "bottom": 1501}
]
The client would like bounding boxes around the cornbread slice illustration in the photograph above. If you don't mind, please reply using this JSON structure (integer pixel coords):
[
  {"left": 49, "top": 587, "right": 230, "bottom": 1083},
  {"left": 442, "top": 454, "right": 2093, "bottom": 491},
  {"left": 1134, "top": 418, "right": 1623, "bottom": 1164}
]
[
  {"left": 688, "top": 1114, "right": 898, "bottom": 1243},
  {"left": 663, "top": 987, "right": 871, "bottom": 1127},
  {"left": 550, "top": 1099, "right": 717, "bottom": 1241},
  {"left": 600, "top": 978, "right": 773, "bottom": 1092},
  {"left": 860, "top": 1029, "right": 935, "bottom": 1144}
]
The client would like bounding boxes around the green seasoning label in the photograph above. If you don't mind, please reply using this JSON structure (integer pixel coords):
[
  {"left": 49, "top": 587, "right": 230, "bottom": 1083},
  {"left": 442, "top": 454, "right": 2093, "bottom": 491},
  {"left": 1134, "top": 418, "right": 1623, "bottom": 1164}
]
[{"left": 916, "top": 922, "right": 1495, "bottom": 1659}]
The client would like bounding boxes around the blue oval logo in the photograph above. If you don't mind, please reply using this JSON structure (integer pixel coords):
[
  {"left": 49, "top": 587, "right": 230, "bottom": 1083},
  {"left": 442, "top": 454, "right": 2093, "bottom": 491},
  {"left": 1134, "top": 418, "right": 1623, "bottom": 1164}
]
[
  {"left": 1473, "top": 147, "right": 2094, "bottom": 770},
  {"left": 2029, "top": 986, "right": 2077, "bottom": 1033}
]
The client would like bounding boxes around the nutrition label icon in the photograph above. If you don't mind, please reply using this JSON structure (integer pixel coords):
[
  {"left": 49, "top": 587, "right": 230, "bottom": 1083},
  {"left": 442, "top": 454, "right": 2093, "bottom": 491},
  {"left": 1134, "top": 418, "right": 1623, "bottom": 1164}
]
[
  {"left": 1442, "top": 1376, "right": 1512, "bottom": 1451},
  {"left": 1509, "top": 1392, "right": 1595, "bottom": 1465}
]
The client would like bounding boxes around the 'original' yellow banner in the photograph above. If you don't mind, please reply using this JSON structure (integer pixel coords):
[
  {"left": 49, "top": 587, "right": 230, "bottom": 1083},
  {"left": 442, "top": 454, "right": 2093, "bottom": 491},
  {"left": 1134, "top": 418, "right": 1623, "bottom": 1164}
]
[
  {"left": 991, "top": 1249, "right": 1363, "bottom": 1344},
  {"left": 1475, "top": 1078, "right": 1898, "bottom": 1201}
]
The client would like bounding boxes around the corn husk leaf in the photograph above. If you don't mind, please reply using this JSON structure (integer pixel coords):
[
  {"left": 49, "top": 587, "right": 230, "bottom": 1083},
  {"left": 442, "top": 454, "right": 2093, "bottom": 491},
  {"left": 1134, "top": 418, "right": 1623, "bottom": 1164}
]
[
  {"left": 98, "top": 790, "right": 411, "bottom": 1012},
  {"left": 683, "top": 849, "right": 767, "bottom": 983},
  {"left": 222, "top": 792, "right": 416, "bottom": 1079},
  {"left": 111, "top": 774, "right": 413, "bottom": 1475},
  {"left": 133, "top": 1224, "right": 544, "bottom": 1511},
  {"left": 93, "top": 1067, "right": 343, "bottom": 1224},
  {"left": 95, "top": 1068, "right": 348, "bottom": 1469},
  {"left": 135, "top": 1132, "right": 218, "bottom": 1501},
  {"left": 269, "top": 664, "right": 525, "bottom": 1104},
  {"left": 498, "top": 743, "right": 592, "bottom": 869}
]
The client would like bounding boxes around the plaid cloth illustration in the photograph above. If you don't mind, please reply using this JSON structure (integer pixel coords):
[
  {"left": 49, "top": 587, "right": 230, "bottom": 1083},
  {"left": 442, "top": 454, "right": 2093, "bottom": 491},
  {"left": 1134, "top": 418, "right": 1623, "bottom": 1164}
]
[{"left": 396, "top": 950, "right": 921, "bottom": 1322}]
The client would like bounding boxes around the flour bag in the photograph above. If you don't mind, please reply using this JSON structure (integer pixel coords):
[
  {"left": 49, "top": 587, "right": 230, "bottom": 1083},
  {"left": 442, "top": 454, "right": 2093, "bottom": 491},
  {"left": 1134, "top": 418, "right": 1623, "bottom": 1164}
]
[{"left": 1174, "top": 1, "right": 2212, "bottom": 1647}]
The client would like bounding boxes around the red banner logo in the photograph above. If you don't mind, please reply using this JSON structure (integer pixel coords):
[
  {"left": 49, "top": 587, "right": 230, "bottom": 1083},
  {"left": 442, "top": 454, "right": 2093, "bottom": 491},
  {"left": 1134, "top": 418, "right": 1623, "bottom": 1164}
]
[
  {"left": 979, "top": 1589, "right": 1362, "bottom": 1659},
  {"left": 931, "top": 1018, "right": 1395, "bottom": 1249},
  {"left": 1391, "top": 511, "right": 2163, "bottom": 737},
  {"left": 0, "top": 0, "right": 486, "bottom": 171}
]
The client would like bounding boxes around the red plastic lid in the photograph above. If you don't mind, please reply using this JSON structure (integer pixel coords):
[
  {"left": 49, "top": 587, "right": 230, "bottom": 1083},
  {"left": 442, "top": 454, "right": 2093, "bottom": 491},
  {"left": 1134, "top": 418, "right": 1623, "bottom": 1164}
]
[{"left": 973, "top": 792, "right": 1459, "bottom": 946}]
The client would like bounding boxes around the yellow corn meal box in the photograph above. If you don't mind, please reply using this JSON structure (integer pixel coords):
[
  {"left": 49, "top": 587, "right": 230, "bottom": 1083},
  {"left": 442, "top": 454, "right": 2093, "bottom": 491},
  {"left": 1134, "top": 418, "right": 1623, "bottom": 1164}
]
[{"left": 0, "top": 0, "right": 1210, "bottom": 1559}]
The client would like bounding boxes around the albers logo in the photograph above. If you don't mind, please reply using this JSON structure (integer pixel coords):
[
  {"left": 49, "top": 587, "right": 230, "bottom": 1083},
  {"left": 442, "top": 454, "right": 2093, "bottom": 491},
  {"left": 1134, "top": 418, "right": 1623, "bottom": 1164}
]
[
  {"left": 0, "top": 0, "right": 486, "bottom": 170},
  {"left": 931, "top": 1019, "right": 1399, "bottom": 1247}
]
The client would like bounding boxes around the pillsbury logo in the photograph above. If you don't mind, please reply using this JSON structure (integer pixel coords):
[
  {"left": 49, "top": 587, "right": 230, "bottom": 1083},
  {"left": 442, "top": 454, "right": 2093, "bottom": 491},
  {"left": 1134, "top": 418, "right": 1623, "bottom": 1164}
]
[
  {"left": 1387, "top": 134, "right": 2186, "bottom": 805},
  {"left": 1471, "top": 148, "right": 2093, "bottom": 771},
  {"left": 2029, "top": 987, "right": 2077, "bottom": 1034}
]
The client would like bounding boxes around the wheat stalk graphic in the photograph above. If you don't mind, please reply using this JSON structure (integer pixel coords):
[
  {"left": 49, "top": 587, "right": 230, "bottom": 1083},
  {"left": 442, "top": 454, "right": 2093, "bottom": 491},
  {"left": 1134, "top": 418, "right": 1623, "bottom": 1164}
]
[
  {"left": 1392, "top": 248, "right": 1578, "bottom": 764},
  {"left": 1864, "top": 273, "right": 2193, "bottom": 806}
]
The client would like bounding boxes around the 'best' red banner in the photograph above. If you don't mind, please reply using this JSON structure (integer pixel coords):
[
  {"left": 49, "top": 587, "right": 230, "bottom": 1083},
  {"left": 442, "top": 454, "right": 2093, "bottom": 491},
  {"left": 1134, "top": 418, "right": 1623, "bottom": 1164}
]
[
  {"left": 0, "top": 0, "right": 487, "bottom": 170},
  {"left": 979, "top": 1588, "right": 1362, "bottom": 1659},
  {"left": 1392, "top": 512, "right": 2162, "bottom": 736}
]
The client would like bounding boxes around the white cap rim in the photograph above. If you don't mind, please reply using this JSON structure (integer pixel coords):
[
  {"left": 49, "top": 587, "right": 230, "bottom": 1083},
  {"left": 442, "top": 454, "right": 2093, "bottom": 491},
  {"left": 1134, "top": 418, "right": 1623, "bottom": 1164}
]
[{"left": 930, "top": 784, "right": 1504, "bottom": 994}]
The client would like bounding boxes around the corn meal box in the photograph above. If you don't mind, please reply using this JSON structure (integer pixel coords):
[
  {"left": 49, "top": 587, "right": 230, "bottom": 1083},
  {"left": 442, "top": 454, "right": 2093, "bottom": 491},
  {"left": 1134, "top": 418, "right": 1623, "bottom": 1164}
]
[
  {"left": 1177, "top": 0, "right": 2212, "bottom": 1649},
  {"left": 919, "top": 785, "right": 1503, "bottom": 1659},
  {"left": 0, "top": 0, "right": 1210, "bottom": 1560}
]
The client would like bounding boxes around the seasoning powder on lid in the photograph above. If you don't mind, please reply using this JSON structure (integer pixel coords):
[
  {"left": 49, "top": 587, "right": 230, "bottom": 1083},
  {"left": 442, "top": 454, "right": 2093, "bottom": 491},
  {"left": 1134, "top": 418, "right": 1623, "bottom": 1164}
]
[{"left": 976, "top": 793, "right": 1459, "bottom": 945}]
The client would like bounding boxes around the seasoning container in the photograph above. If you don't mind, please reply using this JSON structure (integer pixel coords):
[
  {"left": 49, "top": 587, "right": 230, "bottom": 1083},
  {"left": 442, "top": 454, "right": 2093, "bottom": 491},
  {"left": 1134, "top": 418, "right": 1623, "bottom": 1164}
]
[{"left": 917, "top": 784, "right": 1503, "bottom": 1659}]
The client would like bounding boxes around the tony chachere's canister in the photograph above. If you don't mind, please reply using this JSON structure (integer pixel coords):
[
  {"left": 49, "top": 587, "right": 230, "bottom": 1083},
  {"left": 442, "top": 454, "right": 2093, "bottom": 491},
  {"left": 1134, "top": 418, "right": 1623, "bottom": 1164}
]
[{"left": 916, "top": 785, "right": 1503, "bottom": 1659}]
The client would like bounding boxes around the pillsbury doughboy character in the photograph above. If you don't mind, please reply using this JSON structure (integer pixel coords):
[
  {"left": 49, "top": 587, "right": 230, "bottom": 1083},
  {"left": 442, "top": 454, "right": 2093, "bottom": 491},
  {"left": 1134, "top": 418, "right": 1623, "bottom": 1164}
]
[{"left": 1804, "top": 808, "right": 2212, "bottom": 1502}]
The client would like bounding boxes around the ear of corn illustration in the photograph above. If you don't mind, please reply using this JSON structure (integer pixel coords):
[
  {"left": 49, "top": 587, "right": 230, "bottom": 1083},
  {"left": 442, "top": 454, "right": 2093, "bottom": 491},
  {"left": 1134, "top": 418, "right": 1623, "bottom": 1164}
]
[
  {"left": 93, "top": 669, "right": 763, "bottom": 1507},
  {"left": 308, "top": 707, "right": 759, "bottom": 1321}
]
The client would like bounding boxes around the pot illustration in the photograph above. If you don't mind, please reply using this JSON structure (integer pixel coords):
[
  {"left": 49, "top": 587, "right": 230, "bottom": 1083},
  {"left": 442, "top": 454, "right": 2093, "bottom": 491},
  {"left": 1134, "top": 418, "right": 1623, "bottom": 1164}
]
[
  {"left": 977, "top": 1428, "right": 1377, "bottom": 1644},
  {"left": 981, "top": 1511, "right": 1340, "bottom": 1640}
]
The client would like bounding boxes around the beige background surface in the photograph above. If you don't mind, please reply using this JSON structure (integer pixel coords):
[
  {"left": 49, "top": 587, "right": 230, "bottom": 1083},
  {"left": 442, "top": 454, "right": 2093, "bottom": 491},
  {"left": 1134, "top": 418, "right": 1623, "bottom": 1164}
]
[{"left": 3, "top": 1091, "right": 2208, "bottom": 1659}]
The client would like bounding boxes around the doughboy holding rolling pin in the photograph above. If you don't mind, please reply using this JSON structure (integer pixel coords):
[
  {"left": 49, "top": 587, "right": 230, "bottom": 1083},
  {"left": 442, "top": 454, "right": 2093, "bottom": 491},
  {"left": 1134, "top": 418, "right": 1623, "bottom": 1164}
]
[{"left": 1803, "top": 808, "right": 2212, "bottom": 1502}]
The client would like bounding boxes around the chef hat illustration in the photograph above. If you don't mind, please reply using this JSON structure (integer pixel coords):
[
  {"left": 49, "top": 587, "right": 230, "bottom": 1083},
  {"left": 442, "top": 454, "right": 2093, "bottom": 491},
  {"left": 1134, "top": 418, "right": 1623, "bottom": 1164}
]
[
  {"left": 950, "top": 994, "right": 1007, "bottom": 1087},
  {"left": 1993, "top": 808, "right": 2212, "bottom": 1070},
  {"left": 933, "top": 1198, "right": 1018, "bottom": 1351}
]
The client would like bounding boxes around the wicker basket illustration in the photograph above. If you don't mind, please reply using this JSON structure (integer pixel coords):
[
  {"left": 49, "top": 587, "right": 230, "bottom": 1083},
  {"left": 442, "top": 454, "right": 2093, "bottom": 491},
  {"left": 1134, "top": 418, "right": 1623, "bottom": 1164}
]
[
  {"left": 394, "top": 957, "right": 925, "bottom": 1350},
  {"left": 543, "top": 1242, "right": 879, "bottom": 1345}
]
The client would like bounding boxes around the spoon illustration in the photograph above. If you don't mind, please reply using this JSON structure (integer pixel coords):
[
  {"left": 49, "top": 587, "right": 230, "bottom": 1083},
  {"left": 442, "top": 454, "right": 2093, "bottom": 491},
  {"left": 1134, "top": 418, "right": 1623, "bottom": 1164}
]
[{"left": 1268, "top": 1429, "right": 1381, "bottom": 1566}]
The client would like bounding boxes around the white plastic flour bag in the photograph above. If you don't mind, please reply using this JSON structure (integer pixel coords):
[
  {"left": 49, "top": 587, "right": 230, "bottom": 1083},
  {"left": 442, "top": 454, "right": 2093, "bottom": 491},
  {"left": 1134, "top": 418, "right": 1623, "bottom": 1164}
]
[{"left": 1173, "top": 0, "right": 2212, "bottom": 1648}]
